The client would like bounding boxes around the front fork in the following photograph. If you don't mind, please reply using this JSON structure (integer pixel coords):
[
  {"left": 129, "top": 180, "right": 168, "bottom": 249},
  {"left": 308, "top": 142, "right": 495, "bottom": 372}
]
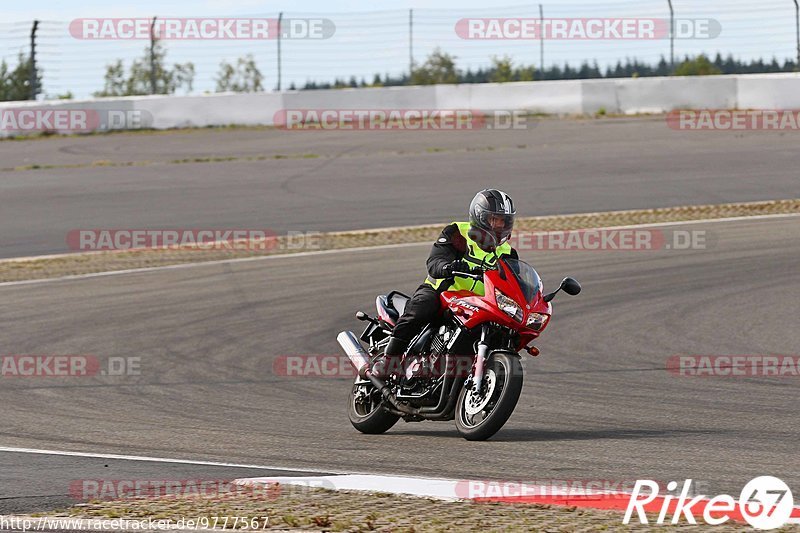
[{"left": 471, "top": 324, "right": 490, "bottom": 392}]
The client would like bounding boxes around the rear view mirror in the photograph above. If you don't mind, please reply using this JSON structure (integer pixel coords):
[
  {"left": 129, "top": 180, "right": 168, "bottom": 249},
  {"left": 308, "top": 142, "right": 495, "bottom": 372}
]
[
  {"left": 543, "top": 277, "right": 581, "bottom": 302},
  {"left": 561, "top": 277, "right": 582, "bottom": 296}
]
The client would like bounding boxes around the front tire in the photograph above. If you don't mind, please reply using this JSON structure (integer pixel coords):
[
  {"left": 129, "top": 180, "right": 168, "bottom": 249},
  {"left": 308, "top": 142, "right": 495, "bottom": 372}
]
[
  {"left": 348, "top": 380, "right": 400, "bottom": 434},
  {"left": 455, "top": 352, "right": 523, "bottom": 441}
]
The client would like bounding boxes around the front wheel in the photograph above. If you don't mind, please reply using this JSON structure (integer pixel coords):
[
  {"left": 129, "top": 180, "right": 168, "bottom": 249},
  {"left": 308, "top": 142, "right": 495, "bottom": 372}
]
[
  {"left": 348, "top": 380, "right": 400, "bottom": 434},
  {"left": 455, "top": 352, "right": 523, "bottom": 441}
]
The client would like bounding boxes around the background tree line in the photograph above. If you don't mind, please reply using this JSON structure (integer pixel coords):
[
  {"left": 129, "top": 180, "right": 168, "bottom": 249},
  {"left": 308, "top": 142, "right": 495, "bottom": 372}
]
[
  {"left": 302, "top": 50, "right": 797, "bottom": 90},
  {"left": 1, "top": 45, "right": 797, "bottom": 101}
]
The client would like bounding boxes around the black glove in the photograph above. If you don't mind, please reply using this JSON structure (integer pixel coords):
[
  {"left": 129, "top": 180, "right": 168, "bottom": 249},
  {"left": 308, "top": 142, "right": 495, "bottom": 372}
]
[
  {"left": 443, "top": 260, "right": 472, "bottom": 277},
  {"left": 469, "top": 265, "right": 484, "bottom": 276}
]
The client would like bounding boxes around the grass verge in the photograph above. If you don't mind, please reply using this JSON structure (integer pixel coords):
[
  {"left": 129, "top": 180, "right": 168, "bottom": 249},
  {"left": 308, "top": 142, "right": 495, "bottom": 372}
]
[{"left": 1, "top": 198, "right": 797, "bottom": 284}]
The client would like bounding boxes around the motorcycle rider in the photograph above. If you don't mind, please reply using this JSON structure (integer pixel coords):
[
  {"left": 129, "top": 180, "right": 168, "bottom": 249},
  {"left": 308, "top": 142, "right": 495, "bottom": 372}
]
[{"left": 372, "top": 189, "right": 519, "bottom": 378}]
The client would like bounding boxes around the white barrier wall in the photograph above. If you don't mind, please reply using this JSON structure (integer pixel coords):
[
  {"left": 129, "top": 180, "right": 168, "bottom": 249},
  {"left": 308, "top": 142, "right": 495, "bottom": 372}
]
[
  {"left": 576, "top": 76, "right": 740, "bottom": 115},
  {"left": 736, "top": 73, "right": 800, "bottom": 109},
  {"left": 138, "top": 92, "right": 284, "bottom": 128},
  {"left": 610, "top": 76, "right": 739, "bottom": 114},
  {"left": 2, "top": 73, "right": 800, "bottom": 135},
  {"left": 283, "top": 85, "right": 438, "bottom": 111},
  {"left": 435, "top": 81, "right": 584, "bottom": 115}
]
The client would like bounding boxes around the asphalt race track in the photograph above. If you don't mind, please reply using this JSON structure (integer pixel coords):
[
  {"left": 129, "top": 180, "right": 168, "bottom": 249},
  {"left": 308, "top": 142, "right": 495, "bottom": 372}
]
[
  {"left": 0, "top": 452, "right": 325, "bottom": 515},
  {"left": 1, "top": 118, "right": 799, "bottom": 258},
  {"left": 1, "top": 216, "right": 798, "bottom": 514}
]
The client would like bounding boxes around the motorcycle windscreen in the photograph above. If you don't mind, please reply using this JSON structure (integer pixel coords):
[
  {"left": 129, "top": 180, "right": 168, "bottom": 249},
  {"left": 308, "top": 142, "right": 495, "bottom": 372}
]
[{"left": 503, "top": 258, "right": 541, "bottom": 303}]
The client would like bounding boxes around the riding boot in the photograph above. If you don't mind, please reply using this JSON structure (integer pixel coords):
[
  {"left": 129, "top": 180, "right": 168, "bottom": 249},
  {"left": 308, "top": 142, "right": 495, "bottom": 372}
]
[{"left": 371, "top": 336, "right": 408, "bottom": 379}]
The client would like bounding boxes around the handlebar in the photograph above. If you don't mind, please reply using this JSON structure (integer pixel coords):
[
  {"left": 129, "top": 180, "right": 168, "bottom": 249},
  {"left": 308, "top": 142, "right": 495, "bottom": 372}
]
[{"left": 451, "top": 269, "right": 484, "bottom": 280}]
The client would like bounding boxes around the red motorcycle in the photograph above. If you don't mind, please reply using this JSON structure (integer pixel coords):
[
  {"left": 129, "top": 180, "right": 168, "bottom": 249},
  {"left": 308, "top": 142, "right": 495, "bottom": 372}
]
[{"left": 338, "top": 253, "right": 581, "bottom": 441}]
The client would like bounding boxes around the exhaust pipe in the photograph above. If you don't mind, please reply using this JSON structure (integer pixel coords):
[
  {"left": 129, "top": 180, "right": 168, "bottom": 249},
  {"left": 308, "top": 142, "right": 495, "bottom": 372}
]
[
  {"left": 337, "top": 331, "right": 371, "bottom": 378},
  {"left": 337, "top": 330, "right": 420, "bottom": 416}
]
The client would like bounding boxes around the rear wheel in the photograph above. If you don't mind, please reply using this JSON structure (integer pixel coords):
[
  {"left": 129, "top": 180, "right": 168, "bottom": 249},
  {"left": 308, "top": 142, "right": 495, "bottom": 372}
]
[
  {"left": 455, "top": 352, "right": 523, "bottom": 441},
  {"left": 348, "top": 380, "right": 400, "bottom": 434}
]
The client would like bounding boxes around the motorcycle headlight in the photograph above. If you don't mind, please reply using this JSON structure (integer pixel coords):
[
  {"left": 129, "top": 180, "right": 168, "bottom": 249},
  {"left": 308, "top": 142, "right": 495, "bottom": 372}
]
[
  {"left": 494, "top": 289, "right": 523, "bottom": 322},
  {"left": 526, "top": 312, "right": 549, "bottom": 331}
]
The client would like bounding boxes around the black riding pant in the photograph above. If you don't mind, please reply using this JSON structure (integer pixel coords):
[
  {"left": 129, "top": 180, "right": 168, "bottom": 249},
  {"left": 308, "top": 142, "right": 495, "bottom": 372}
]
[{"left": 392, "top": 284, "right": 442, "bottom": 343}]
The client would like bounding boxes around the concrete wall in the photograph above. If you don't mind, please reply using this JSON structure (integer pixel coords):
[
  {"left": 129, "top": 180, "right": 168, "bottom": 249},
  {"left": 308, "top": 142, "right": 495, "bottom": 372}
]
[
  {"left": 436, "top": 81, "right": 583, "bottom": 115},
  {"left": 582, "top": 76, "right": 740, "bottom": 115},
  {"left": 736, "top": 73, "right": 800, "bottom": 109},
  {"left": 141, "top": 92, "right": 284, "bottom": 128},
  {"left": 2, "top": 73, "right": 800, "bottom": 135},
  {"left": 284, "top": 85, "right": 438, "bottom": 111}
]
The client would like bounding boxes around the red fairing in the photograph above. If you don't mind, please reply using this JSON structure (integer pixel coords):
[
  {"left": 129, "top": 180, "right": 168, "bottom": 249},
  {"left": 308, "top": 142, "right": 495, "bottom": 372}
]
[{"left": 440, "top": 260, "right": 552, "bottom": 350}]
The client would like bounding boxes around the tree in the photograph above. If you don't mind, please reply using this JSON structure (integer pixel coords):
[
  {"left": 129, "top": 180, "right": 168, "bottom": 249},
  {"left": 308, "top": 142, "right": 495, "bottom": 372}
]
[
  {"left": 655, "top": 56, "right": 670, "bottom": 76},
  {"left": 215, "top": 55, "right": 264, "bottom": 92},
  {"left": 0, "top": 53, "right": 42, "bottom": 101},
  {"left": 95, "top": 39, "right": 194, "bottom": 97},
  {"left": 96, "top": 60, "right": 126, "bottom": 97},
  {"left": 490, "top": 55, "right": 514, "bottom": 83},
  {"left": 410, "top": 48, "right": 458, "bottom": 85},
  {"left": 673, "top": 54, "right": 722, "bottom": 76},
  {"left": 514, "top": 65, "right": 535, "bottom": 81}
]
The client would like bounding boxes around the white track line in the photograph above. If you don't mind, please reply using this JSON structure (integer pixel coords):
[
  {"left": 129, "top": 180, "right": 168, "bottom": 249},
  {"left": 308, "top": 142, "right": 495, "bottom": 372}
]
[
  {"left": 236, "top": 474, "right": 466, "bottom": 501},
  {"left": 0, "top": 212, "right": 797, "bottom": 289},
  {"left": 0, "top": 446, "right": 453, "bottom": 482},
  {"left": 0, "top": 446, "right": 350, "bottom": 475}
]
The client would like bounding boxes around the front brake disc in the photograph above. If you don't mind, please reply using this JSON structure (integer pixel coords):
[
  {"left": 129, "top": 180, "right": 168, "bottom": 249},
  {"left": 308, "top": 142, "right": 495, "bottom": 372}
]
[{"left": 464, "top": 369, "right": 497, "bottom": 415}]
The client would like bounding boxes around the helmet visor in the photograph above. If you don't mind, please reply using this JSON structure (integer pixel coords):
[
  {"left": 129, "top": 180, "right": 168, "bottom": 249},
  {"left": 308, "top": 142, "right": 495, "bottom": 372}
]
[{"left": 476, "top": 210, "right": 514, "bottom": 244}]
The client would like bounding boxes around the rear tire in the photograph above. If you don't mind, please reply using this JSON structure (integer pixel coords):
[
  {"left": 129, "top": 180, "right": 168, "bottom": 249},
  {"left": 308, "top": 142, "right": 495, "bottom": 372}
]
[
  {"left": 348, "top": 381, "right": 400, "bottom": 434},
  {"left": 455, "top": 352, "right": 523, "bottom": 441}
]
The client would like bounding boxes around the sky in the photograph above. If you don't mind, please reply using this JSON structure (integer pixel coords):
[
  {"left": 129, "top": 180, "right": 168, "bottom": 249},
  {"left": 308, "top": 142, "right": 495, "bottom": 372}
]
[{"left": 2, "top": 0, "right": 797, "bottom": 99}]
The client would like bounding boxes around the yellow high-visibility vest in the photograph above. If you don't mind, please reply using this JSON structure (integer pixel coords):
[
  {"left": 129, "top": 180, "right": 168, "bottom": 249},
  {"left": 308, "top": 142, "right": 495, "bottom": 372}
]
[{"left": 425, "top": 221, "right": 512, "bottom": 296}]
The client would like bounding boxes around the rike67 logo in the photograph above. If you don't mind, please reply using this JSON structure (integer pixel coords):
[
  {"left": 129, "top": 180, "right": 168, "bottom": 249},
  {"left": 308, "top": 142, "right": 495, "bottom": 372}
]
[{"left": 624, "top": 476, "right": 797, "bottom": 529}]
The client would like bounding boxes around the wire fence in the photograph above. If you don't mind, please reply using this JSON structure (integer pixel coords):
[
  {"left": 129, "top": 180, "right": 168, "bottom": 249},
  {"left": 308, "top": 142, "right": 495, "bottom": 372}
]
[{"left": 1, "top": 0, "right": 799, "bottom": 100}]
